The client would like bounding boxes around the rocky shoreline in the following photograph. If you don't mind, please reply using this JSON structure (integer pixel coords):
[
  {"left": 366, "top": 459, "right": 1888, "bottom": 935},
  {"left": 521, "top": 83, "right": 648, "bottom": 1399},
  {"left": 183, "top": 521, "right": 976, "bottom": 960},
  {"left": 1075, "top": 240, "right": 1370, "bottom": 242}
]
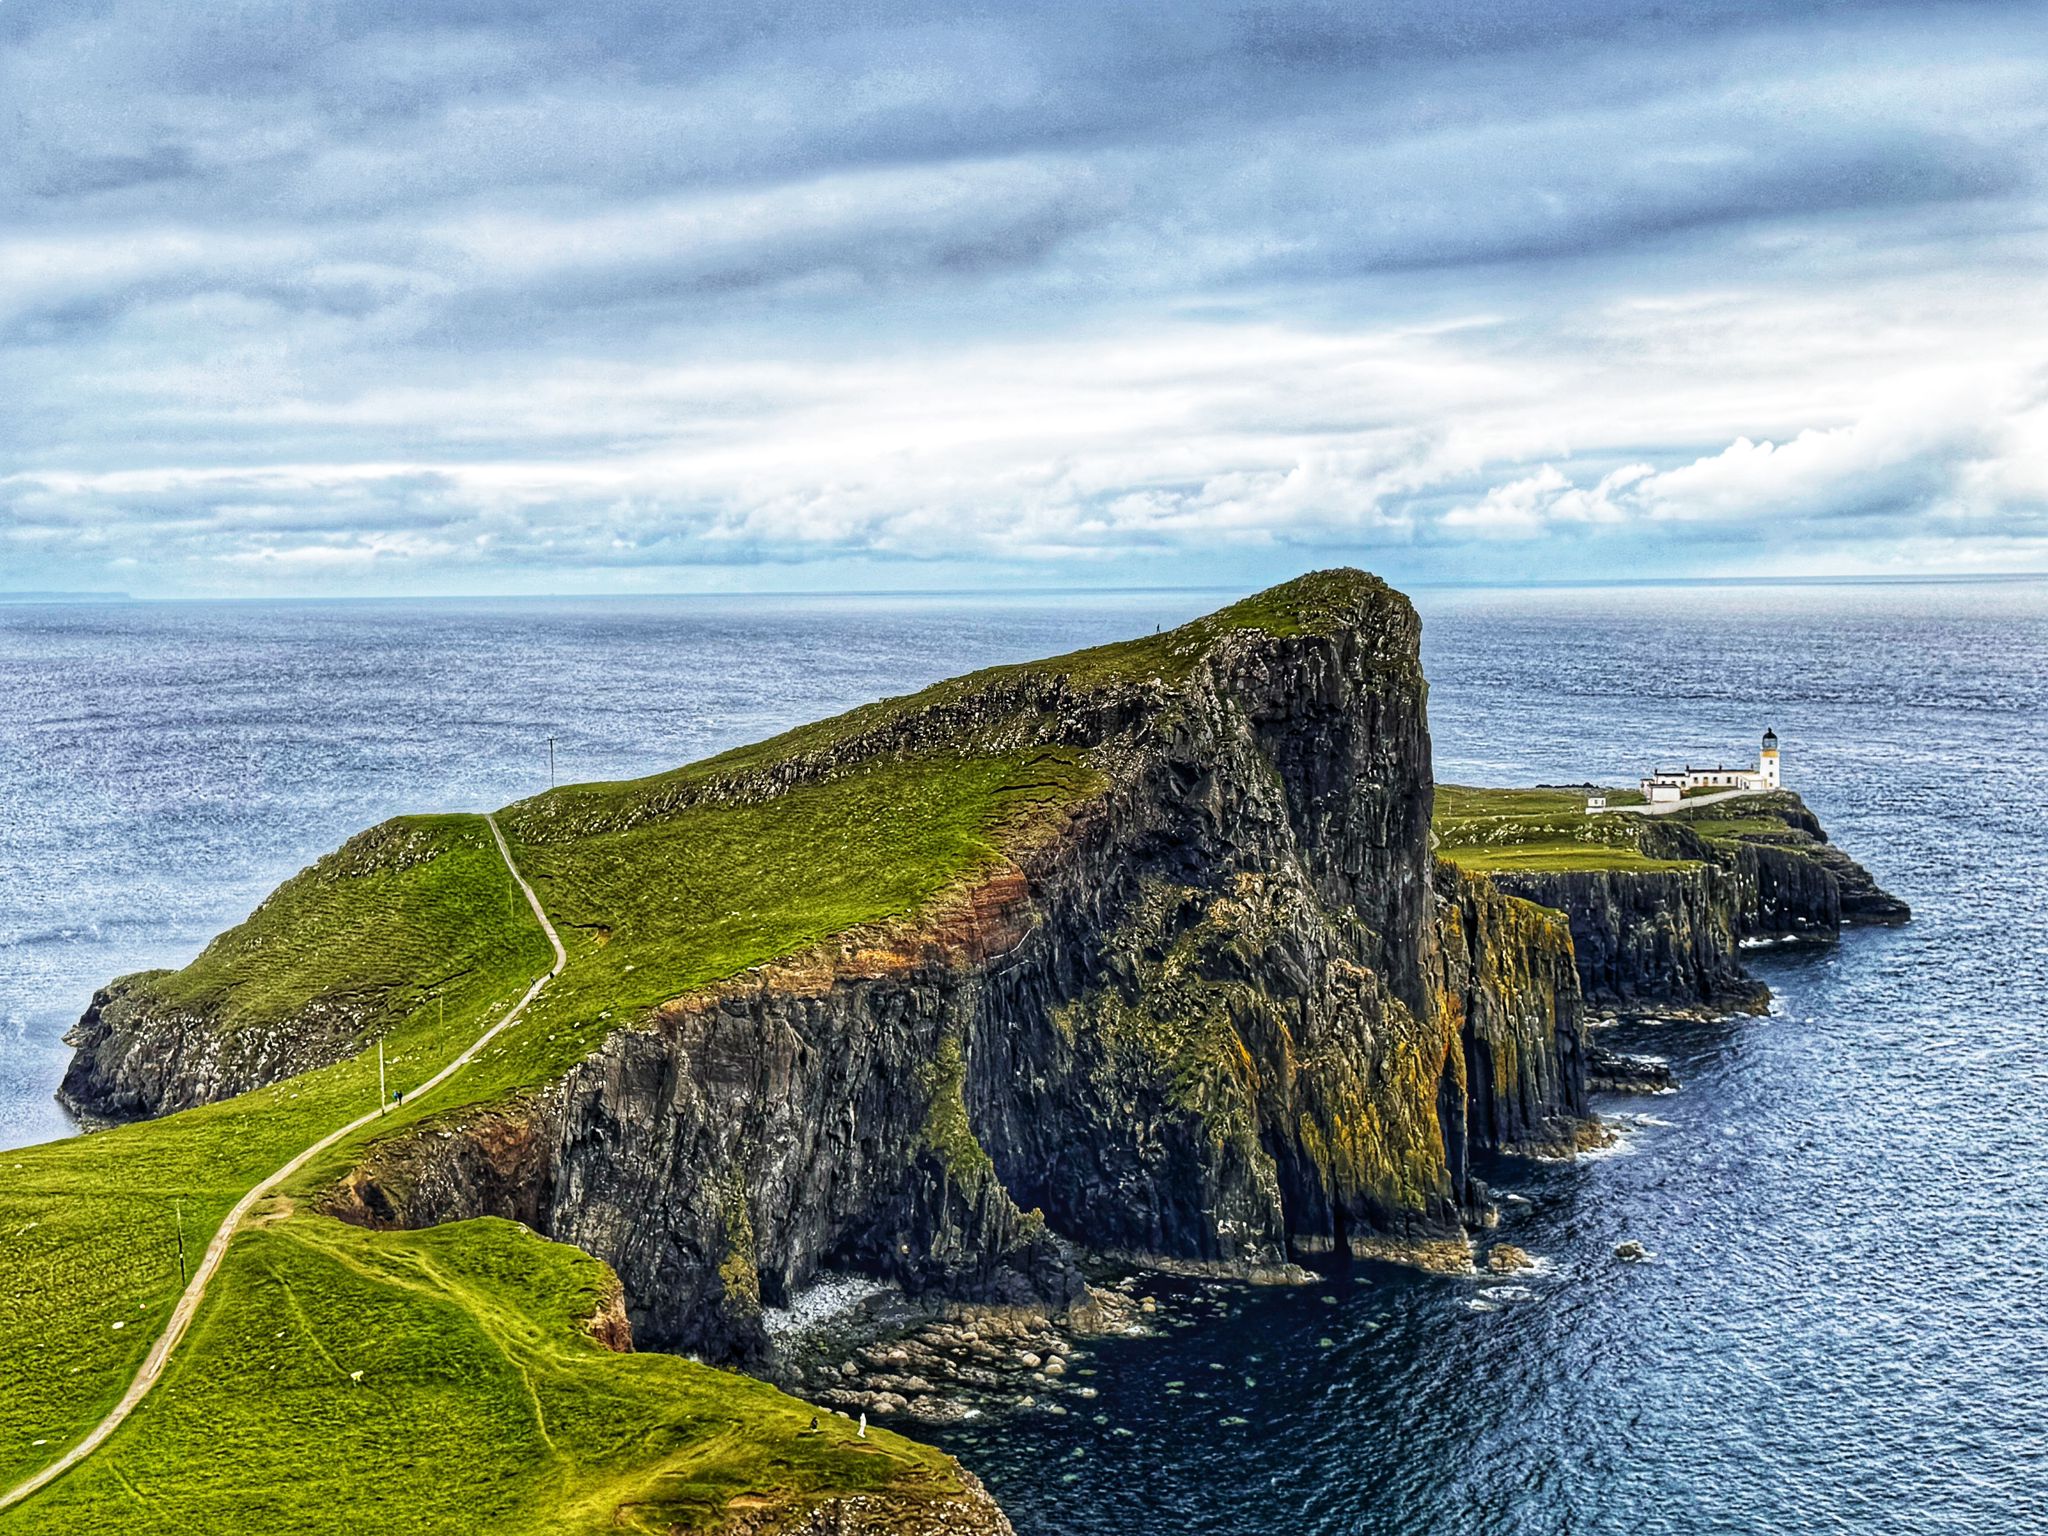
[{"left": 769, "top": 1289, "right": 1137, "bottom": 1432}]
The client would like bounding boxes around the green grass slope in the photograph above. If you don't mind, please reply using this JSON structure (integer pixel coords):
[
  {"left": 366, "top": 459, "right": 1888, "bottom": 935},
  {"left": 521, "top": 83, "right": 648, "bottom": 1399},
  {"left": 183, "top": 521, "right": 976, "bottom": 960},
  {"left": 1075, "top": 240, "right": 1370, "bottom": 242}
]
[
  {"left": 126, "top": 816, "right": 542, "bottom": 1047},
  {"left": 10, "top": 1217, "right": 973, "bottom": 1536},
  {"left": 1, "top": 818, "right": 550, "bottom": 1495},
  {"left": 459, "top": 748, "right": 1102, "bottom": 1116},
  {"left": 2, "top": 755, "right": 1070, "bottom": 1521},
  {"left": 2, "top": 770, "right": 1024, "bottom": 1529}
]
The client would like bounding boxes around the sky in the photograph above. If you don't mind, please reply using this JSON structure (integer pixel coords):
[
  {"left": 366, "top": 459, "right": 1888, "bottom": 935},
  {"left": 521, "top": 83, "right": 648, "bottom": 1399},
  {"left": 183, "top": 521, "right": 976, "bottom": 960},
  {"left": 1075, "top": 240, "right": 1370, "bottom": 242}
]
[{"left": 3, "top": 0, "right": 2045, "bottom": 597}]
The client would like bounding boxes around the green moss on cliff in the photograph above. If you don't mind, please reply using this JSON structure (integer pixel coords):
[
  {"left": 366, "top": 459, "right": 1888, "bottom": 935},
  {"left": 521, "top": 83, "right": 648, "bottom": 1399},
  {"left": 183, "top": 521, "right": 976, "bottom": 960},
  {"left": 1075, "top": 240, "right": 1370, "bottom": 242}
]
[
  {"left": 1433, "top": 862, "right": 1585, "bottom": 1154},
  {"left": 1292, "top": 994, "right": 1456, "bottom": 1222},
  {"left": 1055, "top": 878, "right": 1268, "bottom": 1151},
  {"left": 1053, "top": 872, "right": 1457, "bottom": 1230},
  {"left": 716, "top": 1178, "right": 765, "bottom": 1336},
  {"left": 919, "top": 1034, "right": 995, "bottom": 1183}
]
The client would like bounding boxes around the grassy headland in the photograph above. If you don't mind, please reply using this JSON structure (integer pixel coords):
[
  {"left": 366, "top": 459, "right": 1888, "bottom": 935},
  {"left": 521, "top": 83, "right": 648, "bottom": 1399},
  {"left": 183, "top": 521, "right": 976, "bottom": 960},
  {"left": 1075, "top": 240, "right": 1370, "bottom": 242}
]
[
  {"left": 1432, "top": 783, "right": 1833, "bottom": 879},
  {"left": 2, "top": 571, "right": 1407, "bottom": 1528},
  {"left": 0, "top": 817, "right": 549, "bottom": 1496},
  {"left": 1, "top": 754, "right": 1056, "bottom": 1526}
]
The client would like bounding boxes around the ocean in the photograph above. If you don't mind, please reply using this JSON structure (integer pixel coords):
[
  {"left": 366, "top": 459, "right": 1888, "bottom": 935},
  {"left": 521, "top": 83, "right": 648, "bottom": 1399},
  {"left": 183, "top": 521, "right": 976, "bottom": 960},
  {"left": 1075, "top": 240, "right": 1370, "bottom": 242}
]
[{"left": 3, "top": 579, "right": 2044, "bottom": 1533}]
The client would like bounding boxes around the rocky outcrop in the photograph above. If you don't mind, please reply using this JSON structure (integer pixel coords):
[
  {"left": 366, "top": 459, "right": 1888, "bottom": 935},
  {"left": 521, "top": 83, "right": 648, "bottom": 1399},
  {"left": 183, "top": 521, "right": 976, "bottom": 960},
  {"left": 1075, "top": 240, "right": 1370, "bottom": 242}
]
[
  {"left": 59, "top": 967, "right": 387, "bottom": 1122},
  {"left": 1716, "top": 838, "right": 1842, "bottom": 941},
  {"left": 59, "top": 977, "right": 226, "bottom": 1123},
  {"left": 1488, "top": 796, "right": 1905, "bottom": 1019},
  {"left": 318, "top": 572, "right": 1591, "bottom": 1360},
  {"left": 1587, "top": 1046, "right": 1677, "bottom": 1094},
  {"left": 58, "top": 973, "right": 386, "bottom": 1122},
  {"left": 747, "top": 1479, "right": 1015, "bottom": 1536},
  {"left": 584, "top": 1272, "right": 636, "bottom": 1353},
  {"left": 1682, "top": 797, "right": 1911, "bottom": 929}
]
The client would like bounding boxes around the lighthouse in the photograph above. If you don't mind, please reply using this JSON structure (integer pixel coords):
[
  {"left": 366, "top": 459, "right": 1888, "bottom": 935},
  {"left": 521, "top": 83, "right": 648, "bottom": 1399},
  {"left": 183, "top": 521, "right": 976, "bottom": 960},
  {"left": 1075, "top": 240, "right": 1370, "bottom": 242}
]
[{"left": 1758, "top": 727, "right": 1781, "bottom": 789}]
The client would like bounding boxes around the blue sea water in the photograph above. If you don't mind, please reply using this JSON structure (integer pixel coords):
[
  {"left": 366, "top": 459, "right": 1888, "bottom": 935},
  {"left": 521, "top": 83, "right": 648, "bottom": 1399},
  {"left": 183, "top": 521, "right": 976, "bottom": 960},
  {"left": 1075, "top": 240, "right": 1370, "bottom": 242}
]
[{"left": 2, "top": 579, "right": 2044, "bottom": 1533}]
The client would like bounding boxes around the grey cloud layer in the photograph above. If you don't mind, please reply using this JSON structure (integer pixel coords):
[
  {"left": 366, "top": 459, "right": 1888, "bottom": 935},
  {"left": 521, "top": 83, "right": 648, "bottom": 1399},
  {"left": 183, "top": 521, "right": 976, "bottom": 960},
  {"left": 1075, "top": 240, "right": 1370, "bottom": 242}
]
[{"left": 3, "top": 0, "right": 2044, "bottom": 592}]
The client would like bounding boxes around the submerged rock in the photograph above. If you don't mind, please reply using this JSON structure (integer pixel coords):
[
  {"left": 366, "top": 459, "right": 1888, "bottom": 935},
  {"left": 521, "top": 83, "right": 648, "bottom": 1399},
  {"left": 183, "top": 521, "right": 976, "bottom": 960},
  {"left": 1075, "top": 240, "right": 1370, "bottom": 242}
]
[{"left": 1588, "top": 1046, "right": 1680, "bottom": 1094}]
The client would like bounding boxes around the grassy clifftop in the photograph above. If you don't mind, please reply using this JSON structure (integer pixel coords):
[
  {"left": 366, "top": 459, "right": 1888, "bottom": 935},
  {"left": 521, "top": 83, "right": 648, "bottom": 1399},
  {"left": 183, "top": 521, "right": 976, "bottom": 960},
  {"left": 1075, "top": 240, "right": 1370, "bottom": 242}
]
[
  {"left": 1432, "top": 785, "right": 1839, "bottom": 875},
  {"left": 509, "top": 566, "right": 1408, "bottom": 841},
  {"left": 5, "top": 571, "right": 1407, "bottom": 1531},
  {"left": 1432, "top": 786, "right": 1681, "bottom": 873}
]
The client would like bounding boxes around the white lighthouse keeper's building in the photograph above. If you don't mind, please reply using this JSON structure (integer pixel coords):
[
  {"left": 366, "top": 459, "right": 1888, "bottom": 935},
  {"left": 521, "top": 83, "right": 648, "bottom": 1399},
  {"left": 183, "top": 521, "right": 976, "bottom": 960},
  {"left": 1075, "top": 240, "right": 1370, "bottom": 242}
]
[{"left": 1639, "top": 728, "right": 1782, "bottom": 803}]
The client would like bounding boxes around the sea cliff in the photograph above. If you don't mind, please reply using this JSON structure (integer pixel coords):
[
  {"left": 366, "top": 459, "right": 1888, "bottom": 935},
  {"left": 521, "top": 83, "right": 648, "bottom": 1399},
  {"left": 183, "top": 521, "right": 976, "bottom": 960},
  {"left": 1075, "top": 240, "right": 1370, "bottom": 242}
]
[
  {"left": 312, "top": 570, "right": 1590, "bottom": 1361},
  {"left": 62, "top": 572, "right": 1598, "bottom": 1370},
  {"left": 46, "top": 570, "right": 1905, "bottom": 1530}
]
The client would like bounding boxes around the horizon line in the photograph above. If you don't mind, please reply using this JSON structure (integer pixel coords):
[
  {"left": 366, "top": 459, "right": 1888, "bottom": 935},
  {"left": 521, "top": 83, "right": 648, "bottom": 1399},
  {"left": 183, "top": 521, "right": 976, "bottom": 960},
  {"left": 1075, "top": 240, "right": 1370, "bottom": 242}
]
[{"left": 4, "top": 570, "right": 2046, "bottom": 604}]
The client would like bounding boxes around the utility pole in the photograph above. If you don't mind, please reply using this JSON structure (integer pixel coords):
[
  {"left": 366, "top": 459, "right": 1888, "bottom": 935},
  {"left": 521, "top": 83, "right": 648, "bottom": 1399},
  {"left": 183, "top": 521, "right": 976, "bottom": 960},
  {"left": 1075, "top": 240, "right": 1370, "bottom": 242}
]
[
  {"left": 379, "top": 1038, "right": 386, "bottom": 1115},
  {"left": 548, "top": 735, "right": 556, "bottom": 790},
  {"left": 173, "top": 1199, "right": 186, "bottom": 1287}
]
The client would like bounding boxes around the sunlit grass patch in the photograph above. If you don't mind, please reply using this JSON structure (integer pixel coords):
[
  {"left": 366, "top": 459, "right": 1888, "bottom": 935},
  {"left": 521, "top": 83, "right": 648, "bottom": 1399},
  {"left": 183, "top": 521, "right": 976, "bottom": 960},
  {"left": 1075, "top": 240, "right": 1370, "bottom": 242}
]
[
  {"left": 6, "top": 1217, "right": 971, "bottom": 1535},
  {"left": 1432, "top": 784, "right": 1690, "bottom": 874},
  {"left": 0, "top": 817, "right": 550, "bottom": 1494}
]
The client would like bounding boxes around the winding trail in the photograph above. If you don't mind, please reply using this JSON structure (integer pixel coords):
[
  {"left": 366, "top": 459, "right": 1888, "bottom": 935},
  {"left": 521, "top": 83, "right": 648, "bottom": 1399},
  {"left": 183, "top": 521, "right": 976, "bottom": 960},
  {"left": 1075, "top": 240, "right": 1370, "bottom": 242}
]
[{"left": 0, "top": 812, "right": 564, "bottom": 1515}]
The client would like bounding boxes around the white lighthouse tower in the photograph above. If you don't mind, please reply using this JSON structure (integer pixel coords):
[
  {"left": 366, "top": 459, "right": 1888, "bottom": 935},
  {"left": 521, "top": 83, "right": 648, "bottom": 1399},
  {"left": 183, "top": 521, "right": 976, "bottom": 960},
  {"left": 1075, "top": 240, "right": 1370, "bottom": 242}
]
[{"left": 1758, "top": 727, "right": 1781, "bottom": 789}]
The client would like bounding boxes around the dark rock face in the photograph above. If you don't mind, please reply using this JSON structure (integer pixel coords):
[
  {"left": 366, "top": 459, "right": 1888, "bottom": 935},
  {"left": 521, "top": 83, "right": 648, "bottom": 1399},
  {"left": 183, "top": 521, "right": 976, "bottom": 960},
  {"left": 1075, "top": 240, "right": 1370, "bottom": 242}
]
[
  {"left": 59, "top": 980, "right": 210, "bottom": 1123},
  {"left": 57, "top": 977, "right": 366, "bottom": 1122},
  {"left": 1433, "top": 864, "right": 1587, "bottom": 1160},
  {"left": 1718, "top": 839, "right": 1842, "bottom": 941},
  {"left": 1487, "top": 863, "right": 1765, "bottom": 1019},
  {"left": 320, "top": 575, "right": 1591, "bottom": 1360}
]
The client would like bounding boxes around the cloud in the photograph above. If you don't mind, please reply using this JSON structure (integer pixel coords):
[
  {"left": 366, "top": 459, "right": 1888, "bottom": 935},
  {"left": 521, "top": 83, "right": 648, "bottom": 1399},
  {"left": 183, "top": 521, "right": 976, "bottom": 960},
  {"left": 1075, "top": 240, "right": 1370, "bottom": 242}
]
[
  {"left": 1425, "top": 372, "right": 2046, "bottom": 566},
  {"left": 1, "top": 0, "right": 2044, "bottom": 592}
]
